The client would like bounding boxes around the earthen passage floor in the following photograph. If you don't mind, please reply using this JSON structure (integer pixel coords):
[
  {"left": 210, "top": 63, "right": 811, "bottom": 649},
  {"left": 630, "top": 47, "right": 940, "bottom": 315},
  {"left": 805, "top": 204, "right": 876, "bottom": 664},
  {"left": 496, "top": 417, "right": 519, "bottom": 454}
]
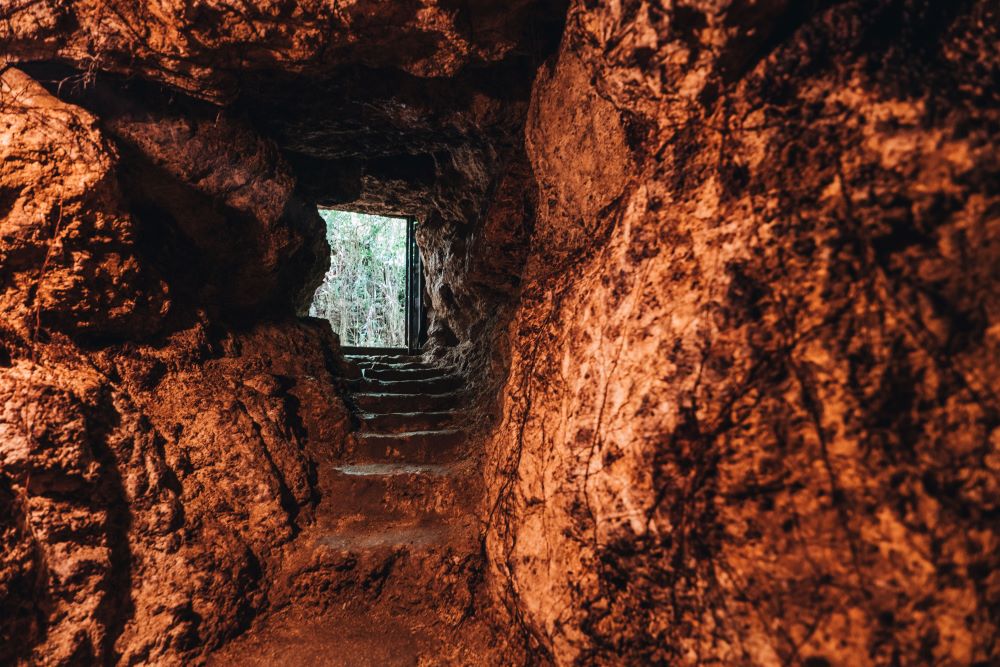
[{"left": 207, "top": 352, "right": 493, "bottom": 666}]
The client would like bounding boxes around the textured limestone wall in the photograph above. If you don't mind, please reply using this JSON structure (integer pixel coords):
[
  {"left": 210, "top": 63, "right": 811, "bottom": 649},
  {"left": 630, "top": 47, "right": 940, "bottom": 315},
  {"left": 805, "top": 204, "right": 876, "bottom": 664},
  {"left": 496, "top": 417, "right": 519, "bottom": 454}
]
[
  {"left": 0, "top": 69, "right": 351, "bottom": 665},
  {"left": 484, "top": 1, "right": 999, "bottom": 664},
  {"left": 419, "top": 149, "right": 535, "bottom": 351},
  {"left": 2, "top": 0, "right": 561, "bottom": 100}
]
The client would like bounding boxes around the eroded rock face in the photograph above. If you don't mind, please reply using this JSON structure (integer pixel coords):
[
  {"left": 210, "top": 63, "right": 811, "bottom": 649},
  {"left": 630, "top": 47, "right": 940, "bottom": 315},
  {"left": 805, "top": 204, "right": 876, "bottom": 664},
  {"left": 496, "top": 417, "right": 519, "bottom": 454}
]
[
  {"left": 2, "top": 0, "right": 564, "bottom": 101},
  {"left": 102, "top": 319, "right": 351, "bottom": 664},
  {"left": 484, "top": 1, "right": 999, "bottom": 664},
  {"left": 419, "top": 148, "right": 535, "bottom": 353},
  {"left": 0, "top": 69, "right": 170, "bottom": 343},
  {"left": 44, "top": 71, "right": 329, "bottom": 319},
  {"left": 0, "top": 67, "right": 351, "bottom": 665},
  {"left": 2, "top": 0, "right": 998, "bottom": 664},
  {"left": 0, "top": 319, "right": 350, "bottom": 665}
]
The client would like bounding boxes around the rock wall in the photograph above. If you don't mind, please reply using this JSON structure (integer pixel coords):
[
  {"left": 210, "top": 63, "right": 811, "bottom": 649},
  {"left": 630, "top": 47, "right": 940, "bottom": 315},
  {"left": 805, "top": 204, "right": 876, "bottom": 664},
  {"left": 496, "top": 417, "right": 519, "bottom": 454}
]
[
  {"left": 484, "top": 0, "right": 999, "bottom": 664},
  {"left": 0, "top": 69, "right": 351, "bottom": 665},
  {"left": 2, "top": 0, "right": 998, "bottom": 664},
  {"left": 2, "top": 0, "right": 564, "bottom": 100}
]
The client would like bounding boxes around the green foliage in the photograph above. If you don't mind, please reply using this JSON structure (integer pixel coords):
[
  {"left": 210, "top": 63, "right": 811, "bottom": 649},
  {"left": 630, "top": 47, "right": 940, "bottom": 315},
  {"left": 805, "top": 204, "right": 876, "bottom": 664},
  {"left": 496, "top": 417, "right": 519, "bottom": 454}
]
[{"left": 309, "top": 209, "right": 406, "bottom": 347}]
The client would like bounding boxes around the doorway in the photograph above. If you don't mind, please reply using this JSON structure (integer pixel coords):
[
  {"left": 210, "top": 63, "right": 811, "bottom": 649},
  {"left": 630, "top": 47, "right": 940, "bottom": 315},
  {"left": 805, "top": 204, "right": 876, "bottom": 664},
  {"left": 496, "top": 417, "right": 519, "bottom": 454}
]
[{"left": 308, "top": 209, "right": 425, "bottom": 352}]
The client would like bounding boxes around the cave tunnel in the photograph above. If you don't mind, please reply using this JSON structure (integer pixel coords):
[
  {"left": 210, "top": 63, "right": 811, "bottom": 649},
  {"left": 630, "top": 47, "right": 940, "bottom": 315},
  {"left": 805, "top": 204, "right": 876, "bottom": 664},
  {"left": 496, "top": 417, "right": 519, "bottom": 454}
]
[{"left": 1, "top": 1, "right": 999, "bottom": 666}]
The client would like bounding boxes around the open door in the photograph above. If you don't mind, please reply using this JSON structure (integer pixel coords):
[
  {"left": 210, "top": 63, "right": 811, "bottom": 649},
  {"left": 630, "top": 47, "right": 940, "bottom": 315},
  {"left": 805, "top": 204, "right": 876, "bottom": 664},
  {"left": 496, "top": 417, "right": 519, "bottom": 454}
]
[
  {"left": 404, "top": 216, "right": 428, "bottom": 354},
  {"left": 309, "top": 209, "right": 426, "bottom": 354}
]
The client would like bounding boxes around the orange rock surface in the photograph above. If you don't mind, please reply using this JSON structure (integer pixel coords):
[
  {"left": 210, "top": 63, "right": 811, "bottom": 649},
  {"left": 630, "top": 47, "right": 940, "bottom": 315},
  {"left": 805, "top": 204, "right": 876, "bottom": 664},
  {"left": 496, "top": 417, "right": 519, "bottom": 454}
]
[{"left": 1, "top": 1, "right": 997, "bottom": 665}]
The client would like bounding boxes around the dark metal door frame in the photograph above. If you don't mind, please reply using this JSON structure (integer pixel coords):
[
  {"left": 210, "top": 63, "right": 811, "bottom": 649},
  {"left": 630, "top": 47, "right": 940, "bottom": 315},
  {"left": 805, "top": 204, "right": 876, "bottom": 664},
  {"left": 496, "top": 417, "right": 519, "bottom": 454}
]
[{"left": 404, "top": 216, "right": 427, "bottom": 354}]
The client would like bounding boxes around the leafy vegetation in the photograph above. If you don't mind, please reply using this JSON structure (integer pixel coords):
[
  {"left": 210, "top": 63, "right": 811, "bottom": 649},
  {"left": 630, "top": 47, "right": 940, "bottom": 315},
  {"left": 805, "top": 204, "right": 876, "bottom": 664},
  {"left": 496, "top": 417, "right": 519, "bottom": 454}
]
[{"left": 309, "top": 209, "right": 407, "bottom": 347}]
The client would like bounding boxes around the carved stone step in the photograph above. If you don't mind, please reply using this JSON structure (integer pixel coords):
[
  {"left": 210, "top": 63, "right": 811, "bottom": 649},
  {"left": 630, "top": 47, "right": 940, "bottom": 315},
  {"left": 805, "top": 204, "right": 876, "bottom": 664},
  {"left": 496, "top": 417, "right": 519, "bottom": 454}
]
[
  {"left": 349, "top": 375, "right": 462, "bottom": 395},
  {"left": 361, "top": 366, "right": 453, "bottom": 381},
  {"left": 353, "top": 359, "right": 436, "bottom": 370},
  {"left": 269, "top": 516, "right": 479, "bottom": 616},
  {"left": 321, "top": 463, "right": 467, "bottom": 525},
  {"left": 360, "top": 411, "right": 458, "bottom": 433},
  {"left": 353, "top": 392, "right": 465, "bottom": 414},
  {"left": 353, "top": 430, "right": 466, "bottom": 463},
  {"left": 345, "top": 353, "right": 424, "bottom": 365}
]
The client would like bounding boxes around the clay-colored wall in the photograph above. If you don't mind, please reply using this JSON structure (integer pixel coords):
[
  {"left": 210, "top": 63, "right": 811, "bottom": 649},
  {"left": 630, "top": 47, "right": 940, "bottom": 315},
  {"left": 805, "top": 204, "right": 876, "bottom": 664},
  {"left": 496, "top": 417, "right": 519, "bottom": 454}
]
[
  {"left": 0, "top": 69, "right": 352, "bottom": 665},
  {"left": 0, "top": 1, "right": 564, "bottom": 660},
  {"left": 484, "top": 1, "right": 999, "bottom": 664}
]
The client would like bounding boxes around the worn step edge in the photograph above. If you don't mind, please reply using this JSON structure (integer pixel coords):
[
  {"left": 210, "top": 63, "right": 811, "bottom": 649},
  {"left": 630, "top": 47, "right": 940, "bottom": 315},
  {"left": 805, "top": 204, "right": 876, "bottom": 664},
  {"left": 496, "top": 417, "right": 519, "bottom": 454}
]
[
  {"left": 314, "top": 524, "right": 463, "bottom": 551},
  {"left": 359, "top": 410, "right": 459, "bottom": 433},
  {"left": 331, "top": 462, "right": 453, "bottom": 476},
  {"left": 345, "top": 354, "right": 424, "bottom": 364},
  {"left": 361, "top": 367, "right": 453, "bottom": 381},
  {"left": 350, "top": 377, "right": 463, "bottom": 395},
  {"left": 353, "top": 392, "right": 466, "bottom": 413},
  {"left": 350, "top": 359, "right": 437, "bottom": 370},
  {"left": 320, "top": 463, "right": 467, "bottom": 525},
  {"left": 352, "top": 429, "right": 466, "bottom": 463}
]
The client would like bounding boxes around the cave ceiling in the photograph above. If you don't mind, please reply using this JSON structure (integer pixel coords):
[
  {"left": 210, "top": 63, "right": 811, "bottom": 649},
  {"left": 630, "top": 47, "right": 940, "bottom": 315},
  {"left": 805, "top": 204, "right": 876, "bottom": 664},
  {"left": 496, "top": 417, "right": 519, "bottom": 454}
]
[{"left": 7, "top": 0, "right": 568, "bottom": 217}]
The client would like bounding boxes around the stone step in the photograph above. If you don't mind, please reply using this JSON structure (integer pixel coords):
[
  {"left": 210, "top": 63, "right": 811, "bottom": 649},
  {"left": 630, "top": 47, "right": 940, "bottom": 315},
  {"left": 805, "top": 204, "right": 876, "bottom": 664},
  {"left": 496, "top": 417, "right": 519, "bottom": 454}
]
[
  {"left": 351, "top": 359, "right": 436, "bottom": 371},
  {"left": 346, "top": 353, "right": 424, "bottom": 365},
  {"left": 360, "top": 411, "right": 457, "bottom": 433},
  {"left": 206, "top": 607, "right": 425, "bottom": 667},
  {"left": 351, "top": 375, "right": 462, "bottom": 395},
  {"left": 353, "top": 392, "right": 465, "bottom": 414},
  {"left": 321, "top": 463, "right": 467, "bottom": 525},
  {"left": 361, "top": 366, "right": 452, "bottom": 381},
  {"left": 271, "top": 517, "right": 479, "bottom": 615},
  {"left": 353, "top": 430, "right": 465, "bottom": 463},
  {"left": 315, "top": 524, "right": 456, "bottom": 551},
  {"left": 206, "top": 596, "right": 498, "bottom": 667}
]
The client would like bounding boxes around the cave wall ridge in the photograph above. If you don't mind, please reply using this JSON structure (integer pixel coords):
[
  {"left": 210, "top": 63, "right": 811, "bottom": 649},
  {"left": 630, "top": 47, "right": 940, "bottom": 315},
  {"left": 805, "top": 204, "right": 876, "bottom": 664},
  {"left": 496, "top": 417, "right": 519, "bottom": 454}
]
[{"left": 482, "top": 0, "right": 1000, "bottom": 664}]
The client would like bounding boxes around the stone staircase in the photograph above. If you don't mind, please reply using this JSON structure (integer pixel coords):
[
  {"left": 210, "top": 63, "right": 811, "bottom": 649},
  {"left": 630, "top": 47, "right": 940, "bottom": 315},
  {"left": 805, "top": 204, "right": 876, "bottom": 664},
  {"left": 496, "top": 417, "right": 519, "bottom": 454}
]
[
  {"left": 209, "top": 351, "right": 490, "bottom": 666},
  {"left": 347, "top": 353, "right": 468, "bottom": 463},
  {"left": 318, "top": 351, "right": 475, "bottom": 552}
]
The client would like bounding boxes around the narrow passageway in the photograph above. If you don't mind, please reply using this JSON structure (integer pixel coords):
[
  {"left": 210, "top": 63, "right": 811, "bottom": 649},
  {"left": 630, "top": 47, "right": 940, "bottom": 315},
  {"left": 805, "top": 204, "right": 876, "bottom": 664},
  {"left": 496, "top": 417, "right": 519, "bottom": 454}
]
[
  {"left": 208, "top": 352, "right": 489, "bottom": 666},
  {"left": 4, "top": 2, "right": 998, "bottom": 664}
]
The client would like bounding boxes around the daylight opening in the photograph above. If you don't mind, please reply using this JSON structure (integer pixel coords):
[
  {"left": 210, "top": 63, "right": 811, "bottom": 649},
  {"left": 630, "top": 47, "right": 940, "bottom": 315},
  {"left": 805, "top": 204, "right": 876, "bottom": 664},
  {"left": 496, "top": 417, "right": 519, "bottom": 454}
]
[{"left": 309, "top": 209, "right": 409, "bottom": 348}]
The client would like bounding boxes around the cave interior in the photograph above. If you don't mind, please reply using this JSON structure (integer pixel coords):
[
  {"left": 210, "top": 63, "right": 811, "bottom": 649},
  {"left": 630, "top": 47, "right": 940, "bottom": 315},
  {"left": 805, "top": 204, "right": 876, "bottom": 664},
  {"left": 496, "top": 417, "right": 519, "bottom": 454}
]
[{"left": 1, "top": 0, "right": 999, "bottom": 665}]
